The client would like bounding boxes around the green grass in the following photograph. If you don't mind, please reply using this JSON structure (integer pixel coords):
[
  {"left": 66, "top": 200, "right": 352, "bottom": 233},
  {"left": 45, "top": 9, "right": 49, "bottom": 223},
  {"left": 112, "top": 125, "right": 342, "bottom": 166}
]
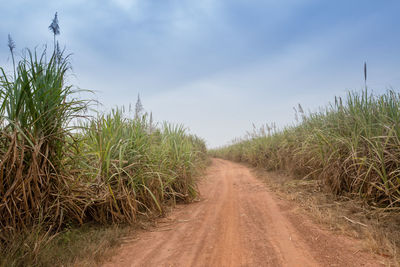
[{"left": 212, "top": 89, "right": 400, "bottom": 208}]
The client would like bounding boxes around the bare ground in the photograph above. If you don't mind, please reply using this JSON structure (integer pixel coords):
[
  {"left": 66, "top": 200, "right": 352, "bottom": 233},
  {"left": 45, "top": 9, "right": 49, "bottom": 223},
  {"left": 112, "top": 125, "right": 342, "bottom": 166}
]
[{"left": 102, "top": 159, "right": 386, "bottom": 267}]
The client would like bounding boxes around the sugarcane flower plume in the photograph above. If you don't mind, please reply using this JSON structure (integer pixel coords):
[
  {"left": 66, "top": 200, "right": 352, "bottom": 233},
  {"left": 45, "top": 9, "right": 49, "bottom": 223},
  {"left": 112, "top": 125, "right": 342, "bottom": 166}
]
[
  {"left": 49, "top": 12, "right": 60, "bottom": 36},
  {"left": 7, "top": 34, "right": 15, "bottom": 52}
]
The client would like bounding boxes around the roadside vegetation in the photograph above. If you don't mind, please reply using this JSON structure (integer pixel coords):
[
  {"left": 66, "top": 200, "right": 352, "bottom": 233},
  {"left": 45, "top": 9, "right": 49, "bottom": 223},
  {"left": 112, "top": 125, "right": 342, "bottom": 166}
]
[
  {"left": 212, "top": 89, "right": 400, "bottom": 208},
  {"left": 0, "top": 14, "right": 207, "bottom": 267},
  {"left": 211, "top": 88, "right": 400, "bottom": 260}
]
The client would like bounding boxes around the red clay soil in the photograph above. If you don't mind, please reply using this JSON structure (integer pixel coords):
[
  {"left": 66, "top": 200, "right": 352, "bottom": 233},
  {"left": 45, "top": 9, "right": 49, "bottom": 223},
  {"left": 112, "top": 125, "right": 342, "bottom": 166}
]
[{"left": 103, "top": 159, "right": 385, "bottom": 267}]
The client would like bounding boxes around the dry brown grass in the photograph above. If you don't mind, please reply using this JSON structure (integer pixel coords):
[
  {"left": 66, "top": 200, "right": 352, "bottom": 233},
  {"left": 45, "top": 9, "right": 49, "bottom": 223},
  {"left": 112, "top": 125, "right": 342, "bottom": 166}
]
[{"left": 0, "top": 223, "right": 136, "bottom": 267}]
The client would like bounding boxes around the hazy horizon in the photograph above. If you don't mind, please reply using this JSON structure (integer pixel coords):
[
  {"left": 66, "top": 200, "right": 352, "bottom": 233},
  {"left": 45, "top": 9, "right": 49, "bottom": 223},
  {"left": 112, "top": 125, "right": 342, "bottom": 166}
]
[{"left": 1, "top": 0, "right": 400, "bottom": 148}]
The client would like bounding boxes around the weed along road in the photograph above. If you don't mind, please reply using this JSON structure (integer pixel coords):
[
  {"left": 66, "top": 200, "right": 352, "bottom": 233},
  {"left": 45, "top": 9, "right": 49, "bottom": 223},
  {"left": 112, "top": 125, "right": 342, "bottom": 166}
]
[{"left": 103, "top": 159, "right": 383, "bottom": 267}]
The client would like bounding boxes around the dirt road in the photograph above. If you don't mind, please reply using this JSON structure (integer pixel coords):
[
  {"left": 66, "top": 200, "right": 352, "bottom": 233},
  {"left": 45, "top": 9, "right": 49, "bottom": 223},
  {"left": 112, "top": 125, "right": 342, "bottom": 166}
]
[{"left": 103, "top": 159, "right": 384, "bottom": 267}]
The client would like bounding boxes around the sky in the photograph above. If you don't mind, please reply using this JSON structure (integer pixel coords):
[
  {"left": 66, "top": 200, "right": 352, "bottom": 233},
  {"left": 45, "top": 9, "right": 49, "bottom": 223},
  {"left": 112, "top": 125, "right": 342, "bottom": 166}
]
[{"left": 1, "top": 0, "right": 400, "bottom": 148}]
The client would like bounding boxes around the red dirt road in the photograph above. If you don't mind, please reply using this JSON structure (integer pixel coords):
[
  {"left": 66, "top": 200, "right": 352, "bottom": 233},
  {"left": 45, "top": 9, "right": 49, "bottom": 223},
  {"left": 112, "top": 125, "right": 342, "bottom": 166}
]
[{"left": 103, "top": 159, "right": 384, "bottom": 267}]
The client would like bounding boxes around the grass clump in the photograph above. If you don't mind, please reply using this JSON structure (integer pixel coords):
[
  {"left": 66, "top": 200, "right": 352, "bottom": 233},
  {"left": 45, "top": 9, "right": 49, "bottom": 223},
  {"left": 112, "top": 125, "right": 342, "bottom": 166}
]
[{"left": 0, "top": 48, "right": 87, "bottom": 234}]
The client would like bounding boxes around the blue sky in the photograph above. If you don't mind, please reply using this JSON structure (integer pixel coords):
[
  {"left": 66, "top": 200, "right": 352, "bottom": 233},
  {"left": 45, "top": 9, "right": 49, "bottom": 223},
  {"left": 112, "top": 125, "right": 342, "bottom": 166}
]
[{"left": 1, "top": 0, "right": 400, "bottom": 147}]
